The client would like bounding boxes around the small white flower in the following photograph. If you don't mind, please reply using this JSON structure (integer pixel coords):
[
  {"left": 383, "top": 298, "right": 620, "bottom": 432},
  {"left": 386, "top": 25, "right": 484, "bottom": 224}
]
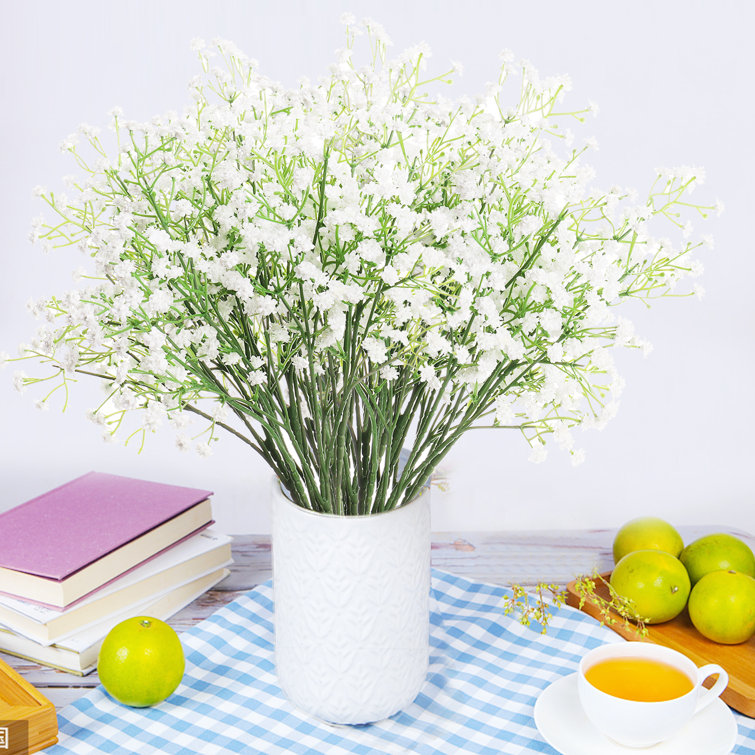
[
  {"left": 87, "top": 409, "right": 106, "bottom": 426},
  {"left": 29, "top": 216, "right": 45, "bottom": 243},
  {"left": 79, "top": 123, "right": 100, "bottom": 139},
  {"left": 419, "top": 364, "right": 441, "bottom": 390},
  {"left": 196, "top": 443, "right": 213, "bottom": 457},
  {"left": 248, "top": 370, "right": 266, "bottom": 387},
  {"left": 59, "top": 345, "right": 79, "bottom": 375},
  {"left": 528, "top": 444, "right": 548, "bottom": 463},
  {"left": 570, "top": 448, "right": 586, "bottom": 466},
  {"left": 494, "top": 397, "right": 515, "bottom": 425},
  {"left": 144, "top": 402, "right": 167, "bottom": 431},
  {"left": 144, "top": 289, "right": 175, "bottom": 316},
  {"left": 221, "top": 352, "right": 242, "bottom": 367},
  {"left": 59, "top": 134, "right": 78, "bottom": 152},
  {"left": 381, "top": 265, "right": 400, "bottom": 285},
  {"left": 210, "top": 403, "right": 228, "bottom": 423},
  {"left": 363, "top": 18, "right": 392, "bottom": 46},
  {"left": 171, "top": 411, "right": 192, "bottom": 430},
  {"left": 13, "top": 371, "right": 28, "bottom": 393},
  {"left": 363, "top": 337, "right": 388, "bottom": 364},
  {"left": 381, "top": 365, "right": 399, "bottom": 380}
]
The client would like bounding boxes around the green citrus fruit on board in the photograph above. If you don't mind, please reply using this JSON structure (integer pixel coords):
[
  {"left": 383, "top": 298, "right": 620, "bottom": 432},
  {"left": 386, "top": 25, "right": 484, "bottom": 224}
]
[
  {"left": 609, "top": 549, "right": 691, "bottom": 624},
  {"left": 612, "top": 517, "right": 684, "bottom": 564},
  {"left": 688, "top": 569, "right": 755, "bottom": 644},
  {"left": 98, "top": 616, "right": 185, "bottom": 707},
  {"left": 679, "top": 533, "right": 755, "bottom": 586}
]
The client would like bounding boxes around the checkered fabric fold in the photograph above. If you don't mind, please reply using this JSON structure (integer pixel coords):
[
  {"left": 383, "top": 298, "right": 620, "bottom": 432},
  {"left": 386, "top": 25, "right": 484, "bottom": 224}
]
[{"left": 49, "top": 570, "right": 755, "bottom": 754}]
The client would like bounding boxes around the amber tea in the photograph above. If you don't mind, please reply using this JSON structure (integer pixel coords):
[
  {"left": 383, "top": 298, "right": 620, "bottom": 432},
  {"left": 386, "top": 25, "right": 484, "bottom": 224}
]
[{"left": 585, "top": 657, "right": 694, "bottom": 702}]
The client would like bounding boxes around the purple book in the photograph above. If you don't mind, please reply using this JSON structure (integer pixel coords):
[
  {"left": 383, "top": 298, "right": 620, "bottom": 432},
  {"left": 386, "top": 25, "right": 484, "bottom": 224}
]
[{"left": 0, "top": 472, "right": 214, "bottom": 607}]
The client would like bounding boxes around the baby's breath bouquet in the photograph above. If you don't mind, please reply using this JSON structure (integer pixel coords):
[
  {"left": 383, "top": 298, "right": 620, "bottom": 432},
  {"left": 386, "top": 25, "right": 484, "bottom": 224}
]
[{"left": 18, "top": 19, "right": 716, "bottom": 516}]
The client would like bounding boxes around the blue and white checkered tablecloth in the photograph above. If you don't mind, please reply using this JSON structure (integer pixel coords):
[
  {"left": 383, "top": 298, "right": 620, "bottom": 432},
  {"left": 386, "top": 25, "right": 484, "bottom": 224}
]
[{"left": 49, "top": 569, "right": 755, "bottom": 754}]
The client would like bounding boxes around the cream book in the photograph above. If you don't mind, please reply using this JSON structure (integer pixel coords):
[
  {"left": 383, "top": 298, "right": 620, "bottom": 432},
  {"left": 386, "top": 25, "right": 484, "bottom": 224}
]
[
  {"left": 0, "top": 530, "right": 232, "bottom": 645},
  {"left": 0, "top": 567, "right": 229, "bottom": 675}
]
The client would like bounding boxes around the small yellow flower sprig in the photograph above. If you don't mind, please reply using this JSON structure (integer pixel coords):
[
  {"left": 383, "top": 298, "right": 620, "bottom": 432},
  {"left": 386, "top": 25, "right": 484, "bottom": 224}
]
[
  {"left": 573, "top": 571, "right": 649, "bottom": 638},
  {"left": 503, "top": 583, "right": 567, "bottom": 633}
]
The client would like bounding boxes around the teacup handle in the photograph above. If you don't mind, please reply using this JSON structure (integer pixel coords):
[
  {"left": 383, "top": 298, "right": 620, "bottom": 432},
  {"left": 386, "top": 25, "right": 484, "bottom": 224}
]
[{"left": 694, "top": 664, "right": 729, "bottom": 714}]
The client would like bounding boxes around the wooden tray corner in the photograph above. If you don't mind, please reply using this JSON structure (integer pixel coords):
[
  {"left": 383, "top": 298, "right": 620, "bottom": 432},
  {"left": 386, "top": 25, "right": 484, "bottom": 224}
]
[{"left": 0, "top": 655, "right": 58, "bottom": 753}]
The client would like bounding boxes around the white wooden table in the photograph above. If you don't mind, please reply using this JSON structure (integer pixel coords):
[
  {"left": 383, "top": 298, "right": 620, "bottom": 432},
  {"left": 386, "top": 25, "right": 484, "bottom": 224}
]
[{"left": 5, "top": 526, "right": 750, "bottom": 710}]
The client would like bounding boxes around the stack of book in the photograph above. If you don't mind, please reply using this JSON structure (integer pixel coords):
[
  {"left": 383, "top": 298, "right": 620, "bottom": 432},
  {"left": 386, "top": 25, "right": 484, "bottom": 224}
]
[{"left": 0, "top": 472, "right": 232, "bottom": 675}]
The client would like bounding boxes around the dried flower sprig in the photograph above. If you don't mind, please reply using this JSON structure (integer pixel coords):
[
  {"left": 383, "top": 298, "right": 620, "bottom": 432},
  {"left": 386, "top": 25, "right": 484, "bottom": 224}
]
[
  {"left": 503, "top": 583, "right": 566, "bottom": 632},
  {"left": 573, "top": 571, "right": 649, "bottom": 637}
]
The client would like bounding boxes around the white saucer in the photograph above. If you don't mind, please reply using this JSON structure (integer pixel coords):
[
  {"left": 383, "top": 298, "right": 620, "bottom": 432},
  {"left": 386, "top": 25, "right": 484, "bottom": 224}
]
[{"left": 534, "top": 673, "right": 738, "bottom": 754}]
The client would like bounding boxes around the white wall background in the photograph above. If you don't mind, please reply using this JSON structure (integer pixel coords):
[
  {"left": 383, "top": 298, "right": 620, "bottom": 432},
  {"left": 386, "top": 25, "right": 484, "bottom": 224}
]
[{"left": 1, "top": 0, "right": 753, "bottom": 535}]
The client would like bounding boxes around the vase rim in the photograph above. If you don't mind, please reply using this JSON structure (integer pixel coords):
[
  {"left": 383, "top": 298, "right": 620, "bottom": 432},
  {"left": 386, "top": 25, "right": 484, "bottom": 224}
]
[{"left": 272, "top": 477, "right": 430, "bottom": 520}]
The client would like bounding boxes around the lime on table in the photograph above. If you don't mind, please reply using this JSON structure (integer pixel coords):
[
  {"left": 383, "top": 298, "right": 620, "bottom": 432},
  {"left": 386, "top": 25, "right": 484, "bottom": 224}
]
[
  {"left": 610, "top": 549, "right": 691, "bottom": 624},
  {"left": 688, "top": 569, "right": 755, "bottom": 644},
  {"left": 612, "top": 517, "right": 684, "bottom": 564},
  {"left": 680, "top": 533, "right": 755, "bottom": 586},
  {"left": 98, "top": 616, "right": 185, "bottom": 707}
]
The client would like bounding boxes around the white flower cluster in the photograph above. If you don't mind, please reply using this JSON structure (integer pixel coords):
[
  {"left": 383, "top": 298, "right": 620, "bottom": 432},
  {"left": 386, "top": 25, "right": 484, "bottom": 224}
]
[{"left": 21, "top": 20, "right": 715, "bottom": 503}]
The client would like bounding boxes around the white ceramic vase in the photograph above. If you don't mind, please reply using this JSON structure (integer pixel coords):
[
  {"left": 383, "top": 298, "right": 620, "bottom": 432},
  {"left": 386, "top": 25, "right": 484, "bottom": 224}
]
[{"left": 271, "top": 481, "right": 431, "bottom": 724}]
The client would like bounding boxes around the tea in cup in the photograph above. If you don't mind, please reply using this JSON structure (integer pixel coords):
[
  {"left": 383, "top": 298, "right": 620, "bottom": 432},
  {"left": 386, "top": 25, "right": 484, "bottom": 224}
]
[{"left": 577, "top": 642, "right": 728, "bottom": 748}]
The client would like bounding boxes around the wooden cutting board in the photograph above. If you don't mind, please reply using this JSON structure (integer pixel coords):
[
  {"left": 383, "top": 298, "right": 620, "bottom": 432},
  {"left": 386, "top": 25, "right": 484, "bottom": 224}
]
[
  {"left": 0, "top": 655, "right": 58, "bottom": 753},
  {"left": 565, "top": 572, "right": 755, "bottom": 718}
]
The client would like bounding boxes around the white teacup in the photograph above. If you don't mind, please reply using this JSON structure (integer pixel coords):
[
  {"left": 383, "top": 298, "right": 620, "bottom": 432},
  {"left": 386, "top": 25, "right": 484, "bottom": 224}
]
[{"left": 577, "top": 642, "right": 728, "bottom": 748}]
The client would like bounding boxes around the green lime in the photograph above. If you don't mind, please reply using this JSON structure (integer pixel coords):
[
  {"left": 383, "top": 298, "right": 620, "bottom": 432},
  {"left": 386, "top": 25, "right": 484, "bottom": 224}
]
[
  {"left": 680, "top": 533, "right": 755, "bottom": 586},
  {"left": 612, "top": 517, "right": 684, "bottom": 564},
  {"left": 610, "top": 549, "right": 690, "bottom": 624},
  {"left": 688, "top": 569, "right": 755, "bottom": 644},
  {"left": 98, "top": 616, "right": 185, "bottom": 707}
]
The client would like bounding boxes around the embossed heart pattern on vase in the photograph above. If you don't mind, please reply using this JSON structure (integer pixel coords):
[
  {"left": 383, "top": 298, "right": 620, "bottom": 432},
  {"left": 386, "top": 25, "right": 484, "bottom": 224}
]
[{"left": 271, "top": 479, "right": 432, "bottom": 724}]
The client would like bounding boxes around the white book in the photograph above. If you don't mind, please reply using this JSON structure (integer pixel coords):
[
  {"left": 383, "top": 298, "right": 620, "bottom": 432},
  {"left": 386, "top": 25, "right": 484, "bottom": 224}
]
[
  {"left": 0, "top": 529, "right": 232, "bottom": 645},
  {"left": 0, "top": 567, "right": 229, "bottom": 675}
]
